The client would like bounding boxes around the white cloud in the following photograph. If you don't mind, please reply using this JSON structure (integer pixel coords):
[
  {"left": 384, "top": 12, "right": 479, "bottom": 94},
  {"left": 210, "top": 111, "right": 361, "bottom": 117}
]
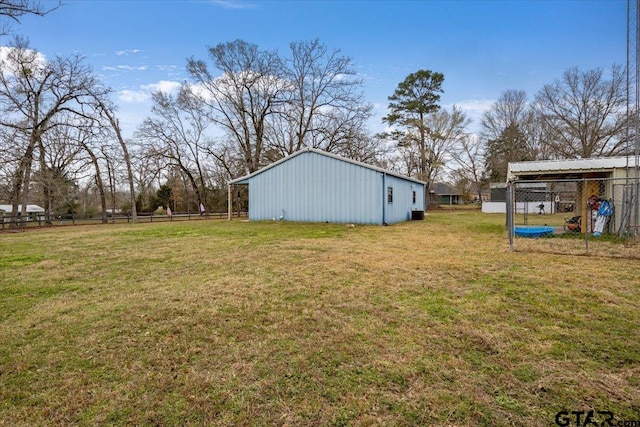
[
  {"left": 117, "top": 89, "right": 150, "bottom": 103},
  {"left": 0, "top": 46, "right": 47, "bottom": 74},
  {"left": 210, "top": 0, "right": 257, "bottom": 9},
  {"left": 116, "top": 49, "right": 141, "bottom": 56},
  {"left": 102, "top": 64, "right": 148, "bottom": 73},
  {"left": 157, "top": 65, "right": 182, "bottom": 78},
  {"left": 142, "top": 80, "right": 182, "bottom": 93},
  {"left": 448, "top": 99, "right": 494, "bottom": 118},
  {"left": 445, "top": 99, "right": 496, "bottom": 134},
  {"left": 116, "top": 64, "right": 148, "bottom": 71},
  {"left": 116, "top": 80, "right": 182, "bottom": 104}
]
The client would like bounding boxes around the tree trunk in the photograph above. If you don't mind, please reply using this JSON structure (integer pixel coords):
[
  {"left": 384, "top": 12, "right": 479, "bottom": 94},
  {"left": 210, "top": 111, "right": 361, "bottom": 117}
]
[
  {"left": 10, "top": 137, "right": 37, "bottom": 228},
  {"left": 82, "top": 143, "right": 108, "bottom": 223},
  {"left": 98, "top": 102, "right": 137, "bottom": 223}
]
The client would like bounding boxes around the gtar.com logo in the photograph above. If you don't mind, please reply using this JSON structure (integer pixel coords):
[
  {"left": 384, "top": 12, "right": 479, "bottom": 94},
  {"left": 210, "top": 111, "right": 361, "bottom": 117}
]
[{"left": 554, "top": 409, "right": 640, "bottom": 427}]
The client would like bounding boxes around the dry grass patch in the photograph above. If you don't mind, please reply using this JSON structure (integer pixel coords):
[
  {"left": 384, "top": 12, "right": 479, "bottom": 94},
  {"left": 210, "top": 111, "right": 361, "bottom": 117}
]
[{"left": 1, "top": 212, "right": 639, "bottom": 426}]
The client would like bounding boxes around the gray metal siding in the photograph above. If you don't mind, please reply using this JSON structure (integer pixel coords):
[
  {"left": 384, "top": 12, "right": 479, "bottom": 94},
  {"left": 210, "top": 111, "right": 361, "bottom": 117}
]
[
  {"left": 244, "top": 150, "right": 425, "bottom": 224},
  {"left": 248, "top": 151, "right": 383, "bottom": 224},
  {"left": 383, "top": 174, "right": 425, "bottom": 224}
]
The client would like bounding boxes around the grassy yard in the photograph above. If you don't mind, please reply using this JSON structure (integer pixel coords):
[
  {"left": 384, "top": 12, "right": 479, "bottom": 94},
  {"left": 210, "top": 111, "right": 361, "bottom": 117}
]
[{"left": 1, "top": 211, "right": 639, "bottom": 426}]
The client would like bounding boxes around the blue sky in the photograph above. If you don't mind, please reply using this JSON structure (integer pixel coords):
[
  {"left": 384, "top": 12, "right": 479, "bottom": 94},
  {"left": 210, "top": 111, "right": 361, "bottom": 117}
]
[{"left": 7, "top": 0, "right": 628, "bottom": 137}]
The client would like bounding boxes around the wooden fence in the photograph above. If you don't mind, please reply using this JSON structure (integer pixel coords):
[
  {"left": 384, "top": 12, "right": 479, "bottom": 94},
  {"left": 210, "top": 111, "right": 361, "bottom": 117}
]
[{"left": 0, "top": 211, "right": 247, "bottom": 230}]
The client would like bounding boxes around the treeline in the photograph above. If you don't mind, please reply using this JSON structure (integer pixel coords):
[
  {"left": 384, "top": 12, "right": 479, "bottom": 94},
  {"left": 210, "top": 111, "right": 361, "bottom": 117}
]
[{"left": 0, "top": 3, "right": 632, "bottom": 223}]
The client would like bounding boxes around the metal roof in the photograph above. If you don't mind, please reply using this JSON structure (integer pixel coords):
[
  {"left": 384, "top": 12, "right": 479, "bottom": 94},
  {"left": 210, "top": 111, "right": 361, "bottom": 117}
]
[
  {"left": 0, "top": 204, "right": 45, "bottom": 213},
  {"left": 229, "top": 147, "right": 426, "bottom": 185},
  {"left": 508, "top": 156, "right": 634, "bottom": 177}
]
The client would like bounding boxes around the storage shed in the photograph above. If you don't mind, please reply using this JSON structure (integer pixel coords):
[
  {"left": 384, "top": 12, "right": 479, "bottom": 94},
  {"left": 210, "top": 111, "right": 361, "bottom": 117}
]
[{"left": 228, "top": 148, "right": 426, "bottom": 225}]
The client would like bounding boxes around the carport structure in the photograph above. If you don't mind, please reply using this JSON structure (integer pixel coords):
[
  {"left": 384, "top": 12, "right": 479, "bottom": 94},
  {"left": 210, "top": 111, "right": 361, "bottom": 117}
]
[{"left": 507, "top": 157, "right": 640, "bottom": 237}]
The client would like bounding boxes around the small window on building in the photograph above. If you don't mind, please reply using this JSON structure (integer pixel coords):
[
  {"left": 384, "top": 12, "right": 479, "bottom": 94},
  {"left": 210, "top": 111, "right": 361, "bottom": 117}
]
[
  {"left": 412, "top": 191, "right": 416, "bottom": 204},
  {"left": 387, "top": 187, "right": 393, "bottom": 203}
]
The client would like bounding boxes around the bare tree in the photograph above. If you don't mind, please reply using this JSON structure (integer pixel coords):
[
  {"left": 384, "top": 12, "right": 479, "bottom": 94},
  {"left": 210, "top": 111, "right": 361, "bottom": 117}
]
[
  {"left": 0, "top": 0, "right": 60, "bottom": 36},
  {"left": 136, "top": 86, "right": 214, "bottom": 211},
  {"left": 451, "top": 133, "right": 485, "bottom": 203},
  {"left": 0, "top": 39, "right": 106, "bottom": 226},
  {"left": 77, "top": 131, "right": 109, "bottom": 222},
  {"left": 268, "top": 39, "right": 372, "bottom": 156},
  {"left": 35, "top": 119, "right": 84, "bottom": 220},
  {"left": 0, "top": 124, "right": 22, "bottom": 200},
  {"left": 480, "top": 89, "right": 530, "bottom": 141},
  {"left": 90, "top": 95, "right": 137, "bottom": 222},
  {"left": 534, "top": 65, "right": 629, "bottom": 158},
  {"left": 420, "top": 106, "right": 470, "bottom": 196},
  {"left": 130, "top": 148, "right": 164, "bottom": 213},
  {"left": 187, "top": 39, "right": 287, "bottom": 174},
  {"left": 383, "top": 105, "right": 469, "bottom": 197},
  {"left": 99, "top": 143, "right": 119, "bottom": 218},
  {"left": 481, "top": 90, "right": 545, "bottom": 180}
]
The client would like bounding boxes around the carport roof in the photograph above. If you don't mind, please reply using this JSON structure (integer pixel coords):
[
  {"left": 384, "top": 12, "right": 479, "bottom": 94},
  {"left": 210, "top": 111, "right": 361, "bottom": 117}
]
[{"left": 508, "top": 156, "right": 634, "bottom": 179}]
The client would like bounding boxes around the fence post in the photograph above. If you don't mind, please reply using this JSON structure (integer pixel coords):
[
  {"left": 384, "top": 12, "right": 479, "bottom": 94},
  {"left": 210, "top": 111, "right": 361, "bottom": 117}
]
[
  {"left": 506, "top": 180, "right": 515, "bottom": 252},
  {"left": 583, "top": 178, "right": 589, "bottom": 255}
]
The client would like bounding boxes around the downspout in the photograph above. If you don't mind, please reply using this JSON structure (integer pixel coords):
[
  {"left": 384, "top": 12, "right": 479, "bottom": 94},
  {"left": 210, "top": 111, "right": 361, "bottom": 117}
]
[{"left": 382, "top": 172, "right": 387, "bottom": 225}]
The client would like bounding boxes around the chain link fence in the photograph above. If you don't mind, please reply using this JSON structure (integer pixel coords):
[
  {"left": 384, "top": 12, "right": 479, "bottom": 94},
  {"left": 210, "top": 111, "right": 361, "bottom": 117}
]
[{"left": 506, "top": 177, "right": 640, "bottom": 259}]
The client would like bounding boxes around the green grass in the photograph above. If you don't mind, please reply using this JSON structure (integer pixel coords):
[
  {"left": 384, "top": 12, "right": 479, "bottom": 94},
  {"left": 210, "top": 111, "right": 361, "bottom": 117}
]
[{"left": 1, "top": 212, "right": 639, "bottom": 426}]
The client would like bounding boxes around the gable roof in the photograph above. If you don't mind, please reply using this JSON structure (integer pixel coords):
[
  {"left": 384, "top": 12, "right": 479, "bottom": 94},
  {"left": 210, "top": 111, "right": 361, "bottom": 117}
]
[
  {"left": 430, "top": 182, "right": 460, "bottom": 195},
  {"left": 229, "top": 147, "right": 425, "bottom": 185}
]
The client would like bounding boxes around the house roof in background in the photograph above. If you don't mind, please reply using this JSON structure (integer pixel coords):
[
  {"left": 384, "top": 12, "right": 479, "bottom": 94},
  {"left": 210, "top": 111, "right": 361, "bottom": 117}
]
[{"left": 430, "top": 182, "right": 460, "bottom": 195}]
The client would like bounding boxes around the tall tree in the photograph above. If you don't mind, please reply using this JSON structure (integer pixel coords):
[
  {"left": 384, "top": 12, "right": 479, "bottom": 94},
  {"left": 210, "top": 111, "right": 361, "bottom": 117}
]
[
  {"left": 480, "top": 89, "right": 530, "bottom": 141},
  {"left": 187, "top": 39, "right": 286, "bottom": 174},
  {"left": 76, "top": 127, "right": 109, "bottom": 222},
  {"left": 0, "top": 39, "right": 106, "bottom": 225},
  {"left": 383, "top": 69, "right": 444, "bottom": 189},
  {"left": 136, "top": 86, "right": 213, "bottom": 210},
  {"left": 92, "top": 96, "right": 137, "bottom": 222},
  {"left": 484, "top": 123, "right": 531, "bottom": 182},
  {"left": 268, "top": 38, "right": 372, "bottom": 156},
  {"left": 35, "top": 119, "right": 83, "bottom": 219},
  {"left": 419, "top": 106, "right": 470, "bottom": 196},
  {"left": 534, "top": 65, "right": 628, "bottom": 158},
  {"left": 451, "top": 133, "right": 485, "bottom": 203}
]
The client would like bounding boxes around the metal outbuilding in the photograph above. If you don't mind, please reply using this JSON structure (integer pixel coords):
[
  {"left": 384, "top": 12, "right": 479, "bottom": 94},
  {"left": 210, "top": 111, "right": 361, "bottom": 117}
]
[{"left": 228, "top": 148, "right": 426, "bottom": 225}]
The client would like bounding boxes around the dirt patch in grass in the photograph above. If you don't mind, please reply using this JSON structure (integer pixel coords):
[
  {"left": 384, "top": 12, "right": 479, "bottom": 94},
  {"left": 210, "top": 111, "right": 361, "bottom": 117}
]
[{"left": 1, "top": 213, "right": 639, "bottom": 426}]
